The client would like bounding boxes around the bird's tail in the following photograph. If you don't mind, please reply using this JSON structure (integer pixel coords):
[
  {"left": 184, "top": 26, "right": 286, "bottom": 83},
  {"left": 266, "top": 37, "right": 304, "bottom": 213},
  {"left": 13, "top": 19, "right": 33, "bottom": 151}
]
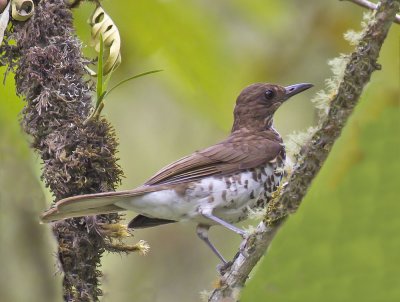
[{"left": 40, "top": 189, "right": 149, "bottom": 223}]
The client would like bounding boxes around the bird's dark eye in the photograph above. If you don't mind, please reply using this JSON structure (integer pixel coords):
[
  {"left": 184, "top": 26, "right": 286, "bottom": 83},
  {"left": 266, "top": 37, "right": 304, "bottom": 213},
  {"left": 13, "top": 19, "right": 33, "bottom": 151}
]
[{"left": 264, "top": 89, "right": 275, "bottom": 100}]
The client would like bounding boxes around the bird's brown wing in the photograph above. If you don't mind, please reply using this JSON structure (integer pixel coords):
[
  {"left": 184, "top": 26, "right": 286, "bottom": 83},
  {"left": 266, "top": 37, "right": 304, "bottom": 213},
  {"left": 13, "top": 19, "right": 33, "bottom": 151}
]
[{"left": 145, "top": 133, "right": 284, "bottom": 186}]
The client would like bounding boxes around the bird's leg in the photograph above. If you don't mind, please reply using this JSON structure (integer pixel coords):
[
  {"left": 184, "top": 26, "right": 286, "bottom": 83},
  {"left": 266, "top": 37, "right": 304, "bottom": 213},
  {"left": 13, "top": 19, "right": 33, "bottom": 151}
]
[
  {"left": 199, "top": 209, "right": 247, "bottom": 237},
  {"left": 196, "top": 224, "right": 227, "bottom": 264}
]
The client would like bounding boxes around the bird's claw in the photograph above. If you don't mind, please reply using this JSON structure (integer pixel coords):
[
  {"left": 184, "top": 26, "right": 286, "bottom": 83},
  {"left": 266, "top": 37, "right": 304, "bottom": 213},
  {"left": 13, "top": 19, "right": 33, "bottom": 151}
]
[
  {"left": 239, "top": 239, "right": 250, "bottom": 258},
  {"left": 239, "top": 230, "right": 248, "bottom": 239},
  {"left": 217, "top": 261, "right": 233, "bottom": 275}
]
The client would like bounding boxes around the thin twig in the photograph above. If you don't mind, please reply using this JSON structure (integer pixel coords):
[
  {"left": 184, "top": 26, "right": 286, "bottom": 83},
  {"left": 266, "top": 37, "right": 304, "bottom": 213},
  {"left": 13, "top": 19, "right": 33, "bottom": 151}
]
[
  {"left": 208, "top": 0, "right": 399, "bottom": 301},
  {"left": 341, "top": 0, "right": 400, "bottom": 23}
]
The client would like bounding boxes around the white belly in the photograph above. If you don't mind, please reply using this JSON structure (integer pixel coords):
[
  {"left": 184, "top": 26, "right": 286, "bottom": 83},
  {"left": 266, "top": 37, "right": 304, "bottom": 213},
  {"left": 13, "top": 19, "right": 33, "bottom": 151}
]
[{"left": 116, "top": 189, "right": 194, "bottom": 221}]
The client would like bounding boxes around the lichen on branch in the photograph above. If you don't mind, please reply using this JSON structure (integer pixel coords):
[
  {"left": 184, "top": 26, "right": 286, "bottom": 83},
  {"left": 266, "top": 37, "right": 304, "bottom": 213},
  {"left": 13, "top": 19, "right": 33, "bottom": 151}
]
[{"left": 208, "top": 0, "right": 399, "bottom": 301}]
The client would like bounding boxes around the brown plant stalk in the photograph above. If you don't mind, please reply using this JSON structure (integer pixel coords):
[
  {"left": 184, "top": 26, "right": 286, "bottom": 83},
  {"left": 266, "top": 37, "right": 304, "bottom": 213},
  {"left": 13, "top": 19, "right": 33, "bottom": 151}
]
[{"left": 208, "top": 0, "right": 399, "bottom": 301}]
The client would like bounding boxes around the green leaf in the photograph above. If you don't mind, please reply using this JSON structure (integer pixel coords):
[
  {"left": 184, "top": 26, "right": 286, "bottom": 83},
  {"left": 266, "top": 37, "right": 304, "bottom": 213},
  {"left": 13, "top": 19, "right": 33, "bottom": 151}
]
[
  {"left": 103, "top": 62, "right": 117, "bottom": 93},
  {"left": 95, "top": 33, "right": 104, "bottom": 108},
  {"left": 98, "top": 91, "right": 107, "bottom": 105},
  {"left": 104, "top": 69, "right": 163, "bottom": 99}
]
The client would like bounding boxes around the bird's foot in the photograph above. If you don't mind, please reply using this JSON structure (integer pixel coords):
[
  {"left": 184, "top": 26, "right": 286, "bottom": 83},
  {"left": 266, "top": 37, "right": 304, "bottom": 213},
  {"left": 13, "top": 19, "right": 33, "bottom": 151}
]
[
  {"left": 239, "top": 238, "right": 250, "bottom": 258},
  {"left": 236, "top": 228, "right": 248, "bottom": 239},
  {"left": 217, "top": 260, "right": 233, "bottom": 275}
]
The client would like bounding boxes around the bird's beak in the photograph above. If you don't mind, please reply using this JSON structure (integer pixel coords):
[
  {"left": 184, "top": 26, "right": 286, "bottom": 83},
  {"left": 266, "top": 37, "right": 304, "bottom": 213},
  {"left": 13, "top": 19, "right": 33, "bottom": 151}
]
[{"left": 284, "top": 83, "right": 313, "bottom": 100}]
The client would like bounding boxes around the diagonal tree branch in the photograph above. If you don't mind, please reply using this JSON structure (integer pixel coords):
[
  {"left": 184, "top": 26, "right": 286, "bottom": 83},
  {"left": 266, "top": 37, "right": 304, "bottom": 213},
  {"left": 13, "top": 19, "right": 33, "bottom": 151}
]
[{"left": 208, "top": 0, "right": 399, "bottom": 301}]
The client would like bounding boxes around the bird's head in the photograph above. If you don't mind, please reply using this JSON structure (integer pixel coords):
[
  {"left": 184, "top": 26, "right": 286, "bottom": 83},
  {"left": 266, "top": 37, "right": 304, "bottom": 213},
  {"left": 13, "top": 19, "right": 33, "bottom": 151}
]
[{"left": 232, "top": 82, "right": 313, "bottom": 132}]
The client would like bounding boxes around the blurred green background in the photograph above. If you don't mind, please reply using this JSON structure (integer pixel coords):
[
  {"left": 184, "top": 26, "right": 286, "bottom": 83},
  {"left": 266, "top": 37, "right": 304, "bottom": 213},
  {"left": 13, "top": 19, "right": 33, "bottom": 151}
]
[{"left": 0, "top": 0, "right": 398, "bottom": 301}]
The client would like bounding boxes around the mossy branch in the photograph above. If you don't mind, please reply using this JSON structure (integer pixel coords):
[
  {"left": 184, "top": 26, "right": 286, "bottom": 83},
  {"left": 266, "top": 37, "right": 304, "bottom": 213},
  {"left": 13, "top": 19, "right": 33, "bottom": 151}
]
[
  {"left": 0, "top": 0, "right": 143, "bottom": 301},
  {"left": 208, "top": 1, "right": 399, "bottom": 301}
]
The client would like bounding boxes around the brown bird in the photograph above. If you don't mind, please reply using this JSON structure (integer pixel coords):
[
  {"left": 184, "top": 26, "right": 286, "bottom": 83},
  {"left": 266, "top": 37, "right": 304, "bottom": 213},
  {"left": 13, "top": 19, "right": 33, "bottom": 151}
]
[{"left": 41, "top": 82, "right": 313, "bottom": 263}]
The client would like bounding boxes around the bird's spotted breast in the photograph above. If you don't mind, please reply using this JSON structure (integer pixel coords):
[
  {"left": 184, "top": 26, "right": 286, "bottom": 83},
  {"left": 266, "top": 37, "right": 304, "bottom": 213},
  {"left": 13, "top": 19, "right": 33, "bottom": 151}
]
[{"left": 186, "top": 155, "right": 285, "bottom": 224}]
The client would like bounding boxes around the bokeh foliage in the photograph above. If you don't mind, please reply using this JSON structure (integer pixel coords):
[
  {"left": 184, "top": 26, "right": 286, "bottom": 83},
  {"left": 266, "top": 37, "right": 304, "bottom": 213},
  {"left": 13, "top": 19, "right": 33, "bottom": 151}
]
[{"left": 0, "top": 1, "right": 398, "bottom": 301}]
